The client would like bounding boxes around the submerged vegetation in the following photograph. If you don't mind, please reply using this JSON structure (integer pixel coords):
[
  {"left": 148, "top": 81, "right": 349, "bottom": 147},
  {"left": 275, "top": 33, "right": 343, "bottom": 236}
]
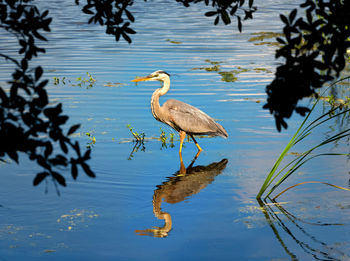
[
  {"left": 248, "top": 31, "right": 283, "bottom": 47},
  {"left": 166, "top": 39, "right": 182, "bottom": 44},
  {"left": 192, "top": 59, "right": 272, "bottom": 82}
]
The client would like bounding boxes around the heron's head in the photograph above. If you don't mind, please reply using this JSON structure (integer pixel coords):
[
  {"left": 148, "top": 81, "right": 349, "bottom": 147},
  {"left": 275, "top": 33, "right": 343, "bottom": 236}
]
[{"left": 132, "top": 70, "right": 170, "bottom": 82}]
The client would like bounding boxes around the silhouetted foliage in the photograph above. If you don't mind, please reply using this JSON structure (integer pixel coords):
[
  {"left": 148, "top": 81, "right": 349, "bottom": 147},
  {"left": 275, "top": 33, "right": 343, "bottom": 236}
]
[
  {"left": 76, "top": 0, "right": 257, "bottom": 43},
  {"left": 77, "top": 0, "right": 136, "bottom": 43},
  {"left": 0, "top": 0, "right": 94, "bottom": 190},
  {"left": 264, "top": 0, "right": 350, "bottom": 131},
  {"left": 176, "top": 0, "right": 256, "bottom": 31}
]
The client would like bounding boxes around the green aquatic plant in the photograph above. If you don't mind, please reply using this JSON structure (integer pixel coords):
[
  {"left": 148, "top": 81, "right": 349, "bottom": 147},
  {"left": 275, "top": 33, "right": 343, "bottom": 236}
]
[
  {"left": 193, "top": 60, "right": 271, "bottom": 82},
  {"left": 127, "top": 124, "right": 145, "bottom": 142},
  {"left": 53, "top": 72, "right": 96, "bottom": 89},
  {"left": 73, "top": 72, "right": 96, "bottom": 88},
  {"left": 218, "top": 71, "right": 238, "bottom": 82},
  {"left": 126, "top": 124, "right": 145, "bottom": 160},
  {"left": 160, "top": 128, "right": 167, "bottom": 148},
  {"left": 85, "top": 132, "right": 96, "bottom": 149},
  {"left": 257, "top": 77, "right": 350, "bottom": 200},
  {"left": 192, "top": 59, "right": 222, "bottom": 72},
  {"left": 53, "top": 76, "right": 66, "bottom": 85},
  {"left": 248, "top": 31, "right": 283, "bottom": 47},
  {"left": 159, "top": 128, "right": 175, "bottom": 149},
  {"left": 165, "top": 39, "right": 182, "bottom": 44}
]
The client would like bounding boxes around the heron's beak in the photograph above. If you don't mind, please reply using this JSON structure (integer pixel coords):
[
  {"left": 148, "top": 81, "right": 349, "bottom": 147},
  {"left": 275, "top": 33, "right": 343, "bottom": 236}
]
[{"left": 131, "top": 76, "right": 152, "bottom": 82}]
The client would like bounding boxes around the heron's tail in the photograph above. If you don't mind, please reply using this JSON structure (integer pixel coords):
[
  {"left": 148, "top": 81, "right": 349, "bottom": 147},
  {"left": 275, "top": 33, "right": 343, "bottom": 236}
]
[{"left": 215, "top": 122, "right": 228, "bottom": 138}]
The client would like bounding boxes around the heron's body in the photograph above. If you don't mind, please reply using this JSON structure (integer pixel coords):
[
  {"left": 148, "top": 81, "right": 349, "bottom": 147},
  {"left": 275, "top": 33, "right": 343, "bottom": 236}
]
[{"left": 132, "top": 70, "right": 228, "bottom": 156}]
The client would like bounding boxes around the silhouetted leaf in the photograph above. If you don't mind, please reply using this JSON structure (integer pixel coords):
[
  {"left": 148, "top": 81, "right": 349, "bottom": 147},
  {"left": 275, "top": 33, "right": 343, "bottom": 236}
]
[
  {"left": 124, "top": 9, "right": 134, "bottom": 22},
  {"left": 68, "top": 124, "right": 80, "bottom": 135},
  {"left": 289, "top": 9, "right": 297, "bottom": 23},
  {"left": 214, "top": 16, "right": 219, "bottom": 25},
  {"left": 33, "top": 172, "right": 49, "bottom": 186},
  {"left": 60, "top": 139, "right": 68, "bottom": 154},
  {"left": 237, "top": 16, "right": 242, "bottom": 32},
  {"left": 122, "top": 32, "right": 132, "bottom": 44},
  {"left": 52, "top": 171, "right": 66, "bottom": 186},
  {"left": 83, "top": 149, "right": 91, "bottom": 160},
  {"left": 21, "top": 59, "right": 28, "bottom": 71},
  {"left": 36, "top": 79, "right": 48, "bottom": 89},
  {"left": 35, "top": 66, "right": 43, "bottom": 81},
  {"left": 50, "top": 155, "right": 67, "bottom": 166},
  {"left": 205, "top": 11, "right": 217, "bottom": 17},
  {"left": 221, "top": 10, "right": 231, "bottom": 25},
  {"left": 82, "top": 6, "right": 94, "bottom": 15},
  {"left": 115, "top": 30, "right": 121, "bottom": 41},
  {"left": 71, "top": 161, "right": 78, "bottom": 180},
  {"left": 280, "top": 14, "right": 289, "bottom": 25},
  {"left": 41, "top": 10, "right": 49, "bottom": 18},
  {"left": 124, "top": 27, "right": 136, "bottom": 34},
  {"left": 81, "top": 163, "right": 95, "bottom": 178},
  {"left": 45, "top": 142, "right": 53, "bottom": 157},
  {"left": 230, "top": 4, "right": 238, "bottom": 15},
  {"left": 33, "top": 30, "right": 47, "bottom": 41},
  {"left": 276, "top": 37, "right": 286, "bottom": 44}
]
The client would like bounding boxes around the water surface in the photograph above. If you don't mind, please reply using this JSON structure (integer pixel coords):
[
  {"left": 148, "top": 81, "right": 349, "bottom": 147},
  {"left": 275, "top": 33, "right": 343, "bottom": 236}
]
[{"left": 1, "top": 0, "right": 350, "bottom": 260}]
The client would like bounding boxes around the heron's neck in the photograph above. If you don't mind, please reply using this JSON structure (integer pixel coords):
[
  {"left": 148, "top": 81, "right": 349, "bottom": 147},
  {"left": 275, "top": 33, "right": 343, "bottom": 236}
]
[
  {"left": 151, "top": 78, "right": 170, "bottom": 121},
  {"left": 152, "top": 190, "right": 172, "bottom": 232}
]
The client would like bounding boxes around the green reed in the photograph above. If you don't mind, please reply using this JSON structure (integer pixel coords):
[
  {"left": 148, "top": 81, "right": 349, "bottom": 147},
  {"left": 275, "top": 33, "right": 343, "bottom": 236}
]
[{"left": 257, "top": 76, "right": 350, "bottom": 200}]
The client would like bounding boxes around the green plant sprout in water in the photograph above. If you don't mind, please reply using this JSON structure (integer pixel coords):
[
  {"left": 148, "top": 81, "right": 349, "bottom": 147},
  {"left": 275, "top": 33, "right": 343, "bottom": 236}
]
[
  {"left": 53, "top": 76, "right": 66, "bottom": 85},
  {"left": 257, "top": 76, "right": 350, "bottom": 201},
  {"left": 159, "top": 128, "right": 175, "bottom": 149},
  {"left": 74, "top": 72, "right": 96, "bottom": 88},
  {"left": 127, "top": 124, "right": 145, "bottom": 142},
  {"left": 126, "top": 124, "right": 146, "bottom": 160},
  {"left": 86, "top": 132, "right": 96, "bottom": 149}
]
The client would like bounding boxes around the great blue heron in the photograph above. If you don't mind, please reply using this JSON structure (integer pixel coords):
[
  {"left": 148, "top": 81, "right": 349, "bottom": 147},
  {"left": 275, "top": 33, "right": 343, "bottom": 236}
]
[{"left": 131, "top": 70, "right": 228, "bottom": 156}]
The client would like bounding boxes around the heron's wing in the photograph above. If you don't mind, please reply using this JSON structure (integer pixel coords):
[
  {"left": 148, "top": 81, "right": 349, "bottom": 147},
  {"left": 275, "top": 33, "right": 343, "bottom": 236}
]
[{"left": 163, "top": 99, "right": 227, "bottom": 137}]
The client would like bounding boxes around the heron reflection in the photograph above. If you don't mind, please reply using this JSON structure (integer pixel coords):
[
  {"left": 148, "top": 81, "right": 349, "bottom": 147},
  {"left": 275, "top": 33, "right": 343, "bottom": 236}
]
[{"left": 135, "top": 157, "right": 228, "bottom": 238}]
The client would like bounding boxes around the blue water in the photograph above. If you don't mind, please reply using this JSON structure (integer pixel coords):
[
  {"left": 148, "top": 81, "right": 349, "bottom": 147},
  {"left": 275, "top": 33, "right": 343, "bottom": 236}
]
[{"left": 1, "top": 0, "right": 350, "bottom": 260}]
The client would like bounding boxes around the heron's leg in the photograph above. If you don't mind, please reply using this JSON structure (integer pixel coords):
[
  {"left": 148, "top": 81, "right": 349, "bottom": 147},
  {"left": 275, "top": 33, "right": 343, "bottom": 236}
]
[
  {"left": 179, "top": 153, "right": 186, "bottom": 174},
  {"left": 189, "top": 135, "right": 202, "bottom": 156},
  {"left": 179, "top": 131, "right": 186, "bottom": 155}
]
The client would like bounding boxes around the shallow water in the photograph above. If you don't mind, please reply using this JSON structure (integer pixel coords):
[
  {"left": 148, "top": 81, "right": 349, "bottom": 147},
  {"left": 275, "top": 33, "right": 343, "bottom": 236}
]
[{"left": 1, "top": 0, "right": 350, "bottom": 260}]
